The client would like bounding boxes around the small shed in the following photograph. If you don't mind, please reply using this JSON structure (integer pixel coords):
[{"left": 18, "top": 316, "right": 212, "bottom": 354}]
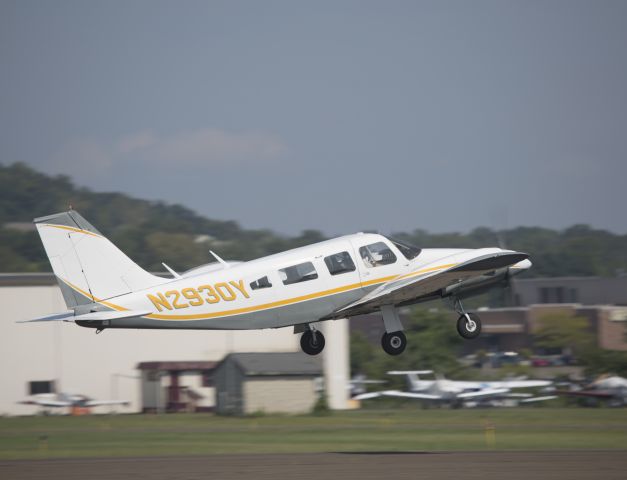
[
  {"left": 214, "top": 352, "right": 322, "bottom": 415},
  {"left": 137, "top": 361, "right": 217, "bottom": 413}
]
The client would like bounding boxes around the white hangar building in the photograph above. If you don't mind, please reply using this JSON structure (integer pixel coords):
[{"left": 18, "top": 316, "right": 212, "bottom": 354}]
[{"left": 0, "top": 274, "right": 349, "bottom": 416}]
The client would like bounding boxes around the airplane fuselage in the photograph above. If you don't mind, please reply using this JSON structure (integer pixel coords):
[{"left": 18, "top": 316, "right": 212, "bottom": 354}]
[
  {"left": 73, "top": 233, "right": 525, "bottom": 331},
  {"left": 29, "top": 211, "right": 532, "bottom": 355}
]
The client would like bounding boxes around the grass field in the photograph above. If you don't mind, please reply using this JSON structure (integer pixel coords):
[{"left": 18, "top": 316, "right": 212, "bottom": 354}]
[{"left": 1, "top": 408, "right": 626, "bottom": 460}]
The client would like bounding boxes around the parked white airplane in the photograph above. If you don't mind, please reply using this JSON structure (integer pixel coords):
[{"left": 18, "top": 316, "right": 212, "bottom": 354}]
[
  {"left": 349, "top": 374, "right": 387, "bottom": 397},
  {"left": 355, "top": 370, "right": 554, "bottom": 405},
  {"left": 557, "top": 375, "right": 627, "bottom": 407},
  {"left": 22, "top": 211, "right": 531, "bottom": 356},
  {"left": 18, "top": 392, "right": 129, "bottom": 409}
]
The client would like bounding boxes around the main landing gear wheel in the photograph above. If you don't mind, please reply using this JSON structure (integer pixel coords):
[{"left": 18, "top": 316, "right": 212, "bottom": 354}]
[
  {"left": 456, "top": 313, "right": 481, "bottom": 339},
  {"left": 381, "top": 331, "right": 407, "bottom": 356},
  {"left": 300, "top": 330, "right": 325, "bottom": 355}
]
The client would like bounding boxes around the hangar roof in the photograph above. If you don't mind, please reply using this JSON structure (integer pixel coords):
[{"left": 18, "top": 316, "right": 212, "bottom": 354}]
[
  {"left": 219, "top": 352, "right": 322, "bottom": 376},
  {"left": 137, "top": 361, "right": 217, "bottom": 372}
]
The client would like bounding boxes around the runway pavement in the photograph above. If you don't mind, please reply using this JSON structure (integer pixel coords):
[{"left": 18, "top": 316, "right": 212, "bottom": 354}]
[{"left": 2, "top": 451, "right": 626, "bottom": 480}]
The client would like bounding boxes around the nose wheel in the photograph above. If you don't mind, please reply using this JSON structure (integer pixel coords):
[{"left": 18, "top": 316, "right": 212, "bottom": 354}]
[
  {"left": 456, "top": 312, "right": 481, "bottom": 339},
  {"left": 381, "top": 331, "right": 407, "bottom": 355},
  {"left": 300, "top": 329, "right": 325, "bottom": 355},
  {"left": 450, "top": 298, "right": 482, "bottom": 339}
]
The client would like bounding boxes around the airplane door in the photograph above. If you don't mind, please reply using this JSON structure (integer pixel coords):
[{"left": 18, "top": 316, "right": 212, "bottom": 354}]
[
  {"left": 276, "top": 257, "right": 336, "bottom": 326},
  {"left": 349, "top": 236, "right": 403, "bottom": 293},
  {"left": 318, "top": 241, "right": 364, "bottom": 310}
]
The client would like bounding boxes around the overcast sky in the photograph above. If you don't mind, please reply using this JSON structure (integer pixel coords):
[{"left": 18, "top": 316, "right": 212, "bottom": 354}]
[{"left": 1, "top": 0, "right": 626, "bottom": 235}]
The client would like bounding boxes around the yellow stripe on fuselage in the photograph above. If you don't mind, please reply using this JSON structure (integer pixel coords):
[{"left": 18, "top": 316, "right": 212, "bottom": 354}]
[
  {"left": 146, "top": 275, "right": 397, "bottom": 320},
  {"left": 61, "top": 263, "right": 459, "bottom": 322}
]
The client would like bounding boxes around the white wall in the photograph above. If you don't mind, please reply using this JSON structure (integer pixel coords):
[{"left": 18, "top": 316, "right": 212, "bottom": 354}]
[{"left": 0, "top": 285, "right": 299, "bottom": 415}]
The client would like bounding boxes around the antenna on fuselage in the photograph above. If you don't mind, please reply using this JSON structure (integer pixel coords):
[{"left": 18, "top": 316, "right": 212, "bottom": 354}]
[
  {"left": 210, "top": 250, "right": 230, "bottom": 268},
  {"left": 162, "top": 263, "right": 181, "bottom": 279}
]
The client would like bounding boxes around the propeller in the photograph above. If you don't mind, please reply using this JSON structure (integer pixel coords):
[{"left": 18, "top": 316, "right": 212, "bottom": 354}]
[{"left": 496, "top": 229, "right": 519, "bottom": 307}]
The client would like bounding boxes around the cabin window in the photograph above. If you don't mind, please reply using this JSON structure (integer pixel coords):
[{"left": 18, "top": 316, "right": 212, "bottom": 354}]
[
  {"left": 359, "top": 242, "right": 397, "bottom": 268},
  {"left": 324, "top": 251, "right": 356, "bottom": 276},
  {"left": 385, "top": 236, "right": 422, "bottom": 260},
  {"left": 279, "top": 262, "right": 318, "bottom": 285},
  {"left": 250, "top": 276, "right": 272, "bottom": 290}
]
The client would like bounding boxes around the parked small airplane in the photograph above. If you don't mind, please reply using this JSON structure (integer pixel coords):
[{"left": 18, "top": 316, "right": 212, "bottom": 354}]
[
  {"left": 349, "top": 374, "right": 387, "bottom": 397},
  {"left": 355, "top": 370, "right": 554, "bottom": 406},
  {"left": 18, "top": 392, "right": 129, "bottom": 410},
  {"left": 557, "top": 375, "right": 627, "bottom": 407},
  {"left": 22, "top": 211, "right": 531, "bottom": 356}
]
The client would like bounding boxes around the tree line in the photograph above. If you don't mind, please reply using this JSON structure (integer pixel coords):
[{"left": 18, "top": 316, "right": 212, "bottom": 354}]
[{"left": 2, "top": 162, "right": 627, "bottom": 276}]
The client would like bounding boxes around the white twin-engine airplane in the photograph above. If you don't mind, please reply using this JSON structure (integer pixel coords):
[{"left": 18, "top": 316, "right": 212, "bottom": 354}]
[
  {"left": 354, "top": 371, "right": 554, "bottom": 405},
  {"left": 23, "top": 211, "right": 531, "bottom": 356}
]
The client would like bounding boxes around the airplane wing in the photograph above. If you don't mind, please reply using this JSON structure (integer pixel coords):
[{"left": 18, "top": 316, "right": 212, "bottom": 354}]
[
  {"left": 354, "top": 390, "right": 441, "bottom": 401},
  {"left": 457, "top": 388, "right": 510, "bottom": 399},
  {"left": 487, "top": 380, "right": 552, "bottom": 389},
  {"left": 387, "top": 370, "right": 434, "bottom": 375},
  {"left": 18, "top": 399, "right": 72, "bottom": 407},
  {"left": 349, "top": 380, "right": 387, "bottom": 384},
  {"left": 353, "top": 392, "right": 387, "bottom": 400},
  {"left": 519, "top": 395, "right": 558, "bottom": 403},
  {"left": 380, "top": 391, "right": 441, "bottom": 400},
  {"left": 18, "top": 310, "right": 152, "bottom": 323},
  {"left": 555, "top": 389, "right": 615, "bottom": 399},
  {"left": 457, "top": 380, "right": 552, "bottom": 390},
  {"left": 336, "top": 250, "right": 528, "bottom": 315},
  {"left": 83, "top": 399, "right": 130, "bottom": 407}
]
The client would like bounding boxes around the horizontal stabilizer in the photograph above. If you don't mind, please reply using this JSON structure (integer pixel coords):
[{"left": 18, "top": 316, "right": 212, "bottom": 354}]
[
  {"left": 74, "top": 310, "right": 151, "bottom": 322},
  {"left": 17, "top": 312, "right": 75, "bottom": 323},
  {"left": 19, "top": 310, "right": 151, "bottom": 323}
]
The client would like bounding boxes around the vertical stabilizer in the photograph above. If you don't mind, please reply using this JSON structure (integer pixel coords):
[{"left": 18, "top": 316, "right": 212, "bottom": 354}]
[{"left": 34, "top": 211, "right": 163, "bottom": 308}]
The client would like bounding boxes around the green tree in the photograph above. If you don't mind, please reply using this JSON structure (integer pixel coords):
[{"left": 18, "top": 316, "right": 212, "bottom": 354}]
[
  {"left": 533, "top": 313, "right": 594, "bottom": 356},
  {"left": 533, "top": 312, "right": 627, "bottom": 376},
  {"left": 4, "top": 162, "right": 627, "bottom": 278}
]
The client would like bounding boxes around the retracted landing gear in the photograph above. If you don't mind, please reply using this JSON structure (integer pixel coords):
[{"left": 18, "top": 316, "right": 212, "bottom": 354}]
[
  {"left": 300, "top": 327, "right": 325, "bottom": 356},
  {"left": 380, "top": 305, "right": 406, "bottom": 356},
  {"left": 452, "top": 298, "right": 481, "bottom": 340}
]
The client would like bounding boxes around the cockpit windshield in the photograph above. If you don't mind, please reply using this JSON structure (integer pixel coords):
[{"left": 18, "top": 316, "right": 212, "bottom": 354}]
[{"left": 385, "top": 236, "right": 422, "bottom": 260}]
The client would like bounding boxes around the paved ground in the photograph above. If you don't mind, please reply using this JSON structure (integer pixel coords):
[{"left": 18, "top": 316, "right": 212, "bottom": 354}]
[{"left": 1, "top": 451, "right": 626, "bottom": 480}]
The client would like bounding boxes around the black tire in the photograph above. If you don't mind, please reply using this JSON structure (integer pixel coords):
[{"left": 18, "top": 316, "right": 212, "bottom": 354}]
[
  {"left": 381, "top": 331, "right": 407, "bottom": 355},
  {"left": 457, "top": 313, "right": 481, "bottom": 339},
  {"left": 300, "top": 330, "right": 325, "bottom": 355}
]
